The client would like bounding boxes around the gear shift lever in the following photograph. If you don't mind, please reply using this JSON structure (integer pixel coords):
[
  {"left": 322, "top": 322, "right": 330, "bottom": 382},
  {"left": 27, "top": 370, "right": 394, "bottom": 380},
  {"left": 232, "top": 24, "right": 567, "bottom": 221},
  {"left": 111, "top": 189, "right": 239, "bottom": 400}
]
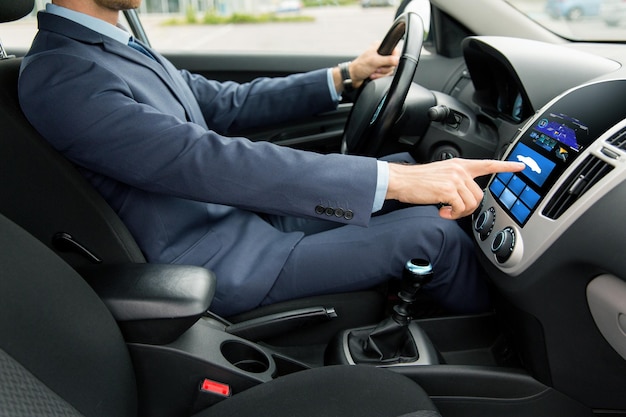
[
  {"left": 393, "top": 259, "right": 433, "bottom": 325},
  {"left": 346, "top": 259, "right": 433, "bottom": 364}
]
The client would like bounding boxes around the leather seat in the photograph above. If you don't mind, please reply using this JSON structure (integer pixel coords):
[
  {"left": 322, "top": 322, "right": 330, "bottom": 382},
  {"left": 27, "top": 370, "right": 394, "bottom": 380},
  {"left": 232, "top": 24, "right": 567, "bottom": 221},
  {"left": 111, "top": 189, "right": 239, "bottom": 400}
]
[
  {"left": 0, "top": 0, "right": 385, "bottom": 340},
  {"left": 0, "top": 211, "right": 440, "bottom": 417}
]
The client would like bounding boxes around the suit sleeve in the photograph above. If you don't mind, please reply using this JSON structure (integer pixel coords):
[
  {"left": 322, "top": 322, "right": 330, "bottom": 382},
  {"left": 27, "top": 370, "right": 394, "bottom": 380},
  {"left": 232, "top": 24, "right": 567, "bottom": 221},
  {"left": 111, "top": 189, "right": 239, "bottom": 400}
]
[
  {"left": 180, "top": 68, "right": 337, "bottom": 134},
  {"left": 19, "top": 52, "right": 378, "bottom": 226}
]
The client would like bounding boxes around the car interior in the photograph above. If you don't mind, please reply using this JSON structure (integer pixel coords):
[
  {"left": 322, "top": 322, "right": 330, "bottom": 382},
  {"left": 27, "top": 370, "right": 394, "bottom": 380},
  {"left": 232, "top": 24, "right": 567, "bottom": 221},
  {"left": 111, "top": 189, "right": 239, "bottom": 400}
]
[{"left": 1, "top": 0, "right": 626, "bottom": 416}]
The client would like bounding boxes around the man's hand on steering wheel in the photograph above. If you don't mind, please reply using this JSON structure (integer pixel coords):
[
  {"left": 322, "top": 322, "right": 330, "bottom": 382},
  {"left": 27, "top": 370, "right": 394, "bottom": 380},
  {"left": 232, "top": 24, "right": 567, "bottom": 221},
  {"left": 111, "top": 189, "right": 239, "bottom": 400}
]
[{"left": 332, "top": 43, "right": 400, "bottom": 93}]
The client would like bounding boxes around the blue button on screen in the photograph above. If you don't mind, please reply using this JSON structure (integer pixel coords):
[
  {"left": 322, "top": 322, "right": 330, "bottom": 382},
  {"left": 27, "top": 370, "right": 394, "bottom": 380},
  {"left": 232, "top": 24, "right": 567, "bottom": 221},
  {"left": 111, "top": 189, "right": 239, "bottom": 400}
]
[
  {"left": 508, "top": 175, "right": 526, "bottom": 196},
  {"left": 507, "top": 142, "right": 556, "bottom": 187},
  {"left": 500, "top": 188, "right": 517, "bottom": 209},
  {"left": 520, "top": 186, "right": 540, "bottom": 209},
  {"left": 511, "top": 200, "right": 531, "bottom": 223},
  {"left": 496, "top": 172, "right": 514, "bottom": 185},
  {"left": 490, "top": 178, "right": 505, "bottom": 197}
]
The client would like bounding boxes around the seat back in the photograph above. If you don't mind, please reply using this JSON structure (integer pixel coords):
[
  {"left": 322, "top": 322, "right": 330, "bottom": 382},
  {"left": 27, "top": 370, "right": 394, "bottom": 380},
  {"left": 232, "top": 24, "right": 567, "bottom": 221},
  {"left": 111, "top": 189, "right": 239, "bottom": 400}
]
[
  {"left": 0, "top": 56, "right": 145, "bottom": 268},
  {"left": 0, "top": 1, "right": 34, "bottom": 25},
  {"left": 0, "top": 212, "right": 138, "bottom": 416},
  {"left": 0, "top": 0, "right": 143, "bottom": 269},
  {"left": 0, "top": 4, "right": 140, "bottom": 412}
]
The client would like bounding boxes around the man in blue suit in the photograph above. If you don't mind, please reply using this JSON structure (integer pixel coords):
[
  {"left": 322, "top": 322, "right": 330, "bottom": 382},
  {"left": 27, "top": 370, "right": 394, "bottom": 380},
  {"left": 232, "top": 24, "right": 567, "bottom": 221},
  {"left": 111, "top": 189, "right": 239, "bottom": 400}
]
[{"left": 19, "top": 0, "right": 524, "bottom": 317}]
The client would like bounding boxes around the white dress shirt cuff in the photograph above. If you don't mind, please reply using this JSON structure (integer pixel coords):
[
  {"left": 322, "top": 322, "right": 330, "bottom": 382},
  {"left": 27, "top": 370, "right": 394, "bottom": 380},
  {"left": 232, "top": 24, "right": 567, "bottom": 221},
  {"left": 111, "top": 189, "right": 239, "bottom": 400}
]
[
  {"left": 327, "top": 68, "right": 341, "bottom": 102},
  {"left": 373, "top": 160, "right": 389, "bottom": 213}
]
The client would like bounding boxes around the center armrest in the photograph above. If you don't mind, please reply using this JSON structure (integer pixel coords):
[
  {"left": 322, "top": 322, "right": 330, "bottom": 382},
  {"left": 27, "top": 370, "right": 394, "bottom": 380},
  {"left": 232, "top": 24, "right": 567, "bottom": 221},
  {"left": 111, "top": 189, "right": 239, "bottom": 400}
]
[{"left": 81, "top": 263, "right": 216, "bottom": 344}]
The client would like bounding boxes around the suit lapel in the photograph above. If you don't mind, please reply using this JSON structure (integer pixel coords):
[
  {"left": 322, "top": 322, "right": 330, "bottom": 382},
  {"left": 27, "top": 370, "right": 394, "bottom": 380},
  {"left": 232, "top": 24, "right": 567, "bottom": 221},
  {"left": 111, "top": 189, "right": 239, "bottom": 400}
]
[
  {"left": 102, "top": 38, "right": 199, "bottom": 124},
  {"left": 39, "top": 12, "right": 201, "bottom": 125}
]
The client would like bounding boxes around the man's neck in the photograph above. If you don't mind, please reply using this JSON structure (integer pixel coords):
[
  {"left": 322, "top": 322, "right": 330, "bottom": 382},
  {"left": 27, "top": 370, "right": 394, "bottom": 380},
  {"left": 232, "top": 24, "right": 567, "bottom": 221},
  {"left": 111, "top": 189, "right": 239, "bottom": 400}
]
[{"left": 52, "top": 0, "right": 120, "bottom": 26}]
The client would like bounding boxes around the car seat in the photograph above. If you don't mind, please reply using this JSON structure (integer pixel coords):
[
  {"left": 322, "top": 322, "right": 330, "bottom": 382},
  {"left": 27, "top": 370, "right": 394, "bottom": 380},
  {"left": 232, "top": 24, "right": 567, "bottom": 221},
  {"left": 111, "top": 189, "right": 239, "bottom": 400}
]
[{"left": 0, "top": 211, "right": 441, "bottom": 417}]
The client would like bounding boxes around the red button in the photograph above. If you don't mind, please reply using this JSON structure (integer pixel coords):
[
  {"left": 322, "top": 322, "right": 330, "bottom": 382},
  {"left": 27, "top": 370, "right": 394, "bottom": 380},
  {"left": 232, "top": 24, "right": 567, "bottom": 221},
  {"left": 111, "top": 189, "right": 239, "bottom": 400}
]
[{"left": 200, "top": 378, "right": 231, "bottom": 397}]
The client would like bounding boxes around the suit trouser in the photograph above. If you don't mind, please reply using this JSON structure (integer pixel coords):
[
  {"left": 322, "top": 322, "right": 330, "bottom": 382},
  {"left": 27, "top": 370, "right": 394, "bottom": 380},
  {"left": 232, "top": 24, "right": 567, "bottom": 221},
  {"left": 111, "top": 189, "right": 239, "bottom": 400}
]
[{"left": 261, "top": 203, "right": 489, "bottom": 314}]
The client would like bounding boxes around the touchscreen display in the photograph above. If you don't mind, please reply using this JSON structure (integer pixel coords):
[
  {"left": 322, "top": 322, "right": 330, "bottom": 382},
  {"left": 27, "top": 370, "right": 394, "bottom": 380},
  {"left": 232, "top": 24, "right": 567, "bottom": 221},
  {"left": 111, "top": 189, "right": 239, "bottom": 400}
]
[
  {"left": 489, "top": 80, "right": 626, "bottom": 226},
  {"left": 490, "top": 112, "right": 589, "bottom": 226}
]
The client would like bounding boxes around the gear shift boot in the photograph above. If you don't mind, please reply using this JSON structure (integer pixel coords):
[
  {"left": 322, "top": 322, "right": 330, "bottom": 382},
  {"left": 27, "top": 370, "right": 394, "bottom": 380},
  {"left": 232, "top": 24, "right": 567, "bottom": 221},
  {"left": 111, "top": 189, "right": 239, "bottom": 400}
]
[
  {"left": 347, "top": 316, "right": 418, "bottom": 363},
  {"left": 325, "top": 259, "right": 439, "bottom": 366},
  {"left": 326, "top": 321, "right": 439, "bottom": 366}
]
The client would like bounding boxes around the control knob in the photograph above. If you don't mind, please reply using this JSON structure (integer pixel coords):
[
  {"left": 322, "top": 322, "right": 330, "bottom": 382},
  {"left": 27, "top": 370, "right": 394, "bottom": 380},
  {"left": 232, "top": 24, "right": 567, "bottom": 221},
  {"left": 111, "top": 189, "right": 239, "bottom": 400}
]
[
  {"left": 474, "top": 207, "right": 495, "bottom": 241},
  {"left": 491, "top": 227, "right": 515, "bottom": 263}
]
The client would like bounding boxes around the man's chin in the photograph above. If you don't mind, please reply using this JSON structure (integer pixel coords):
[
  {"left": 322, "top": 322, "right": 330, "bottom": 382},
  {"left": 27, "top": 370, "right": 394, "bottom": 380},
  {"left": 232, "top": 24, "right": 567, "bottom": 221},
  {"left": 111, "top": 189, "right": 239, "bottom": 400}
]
[{"left": 95, "top": 0, "right": 142, "bottom": 12}]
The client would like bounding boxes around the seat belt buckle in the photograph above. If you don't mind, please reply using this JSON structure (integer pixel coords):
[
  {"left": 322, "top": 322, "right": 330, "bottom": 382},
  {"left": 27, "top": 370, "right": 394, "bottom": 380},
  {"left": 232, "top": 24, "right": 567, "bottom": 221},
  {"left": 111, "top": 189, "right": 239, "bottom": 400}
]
[{"left": 193, "top": 378, "right": 231, "bottom": 412}]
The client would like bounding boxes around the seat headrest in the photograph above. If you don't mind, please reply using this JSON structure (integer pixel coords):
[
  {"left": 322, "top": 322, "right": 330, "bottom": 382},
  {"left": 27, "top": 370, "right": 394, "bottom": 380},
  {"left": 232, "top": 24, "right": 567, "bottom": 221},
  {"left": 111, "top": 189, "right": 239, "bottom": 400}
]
[{"left": 0, "top": 0, "right": 34, "bottom": 24}]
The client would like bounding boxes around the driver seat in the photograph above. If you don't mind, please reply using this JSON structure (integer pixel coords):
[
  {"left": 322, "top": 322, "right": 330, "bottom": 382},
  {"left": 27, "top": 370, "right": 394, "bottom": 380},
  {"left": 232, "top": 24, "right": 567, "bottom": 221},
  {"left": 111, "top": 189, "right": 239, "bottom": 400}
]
[
  {"left": 0, "top": 211, "right": 441, "bottom": 417},
  {"left": 0, "top": 0, "right": 385, "bottom": 341}
]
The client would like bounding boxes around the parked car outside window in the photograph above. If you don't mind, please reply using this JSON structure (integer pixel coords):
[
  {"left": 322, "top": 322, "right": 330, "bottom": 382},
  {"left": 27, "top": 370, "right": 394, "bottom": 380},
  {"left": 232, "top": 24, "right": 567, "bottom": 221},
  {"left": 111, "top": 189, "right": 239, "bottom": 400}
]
[
  {"left": 508, "top": 0, "right": 626, "bottom": 40},
  {"left": 361, "top": 0, "right": 398, "bottom": 7},
  {"left": 544, "top": 0, "right": 601, "bottom": 20},
  {"left": 600, "top": 0, "right": 626, "bottom": 26}
]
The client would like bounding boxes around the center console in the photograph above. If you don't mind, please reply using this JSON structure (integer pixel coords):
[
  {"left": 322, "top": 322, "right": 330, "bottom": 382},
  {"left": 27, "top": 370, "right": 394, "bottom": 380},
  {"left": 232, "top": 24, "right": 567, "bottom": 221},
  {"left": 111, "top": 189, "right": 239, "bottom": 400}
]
[
  {"left": 89, "top": 241, "right": 601, "bottom": 417},
  {"left": 128, "top": 316, "right": 313, "bottom": 416},
  {"left": 473, "top": 79, "right": 626, "bottom": 275}
]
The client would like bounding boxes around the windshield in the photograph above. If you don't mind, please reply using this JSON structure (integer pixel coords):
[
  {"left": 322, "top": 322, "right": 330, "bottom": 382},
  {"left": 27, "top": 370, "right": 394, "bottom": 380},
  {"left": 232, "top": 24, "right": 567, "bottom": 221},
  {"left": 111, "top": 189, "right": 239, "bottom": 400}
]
[
  {"left": 4, "top": 0, "right": 626, "bottom": 55},
  {"left": 506, "top": 0, "right": 626, "bottom": 41}
]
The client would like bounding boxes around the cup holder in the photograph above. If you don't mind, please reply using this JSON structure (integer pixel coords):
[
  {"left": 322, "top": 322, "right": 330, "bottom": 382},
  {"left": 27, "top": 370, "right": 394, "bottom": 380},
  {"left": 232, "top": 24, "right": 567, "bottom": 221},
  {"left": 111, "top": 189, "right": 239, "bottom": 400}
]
[{"left": 221, "top": 340, "right": 270, "bottom": 373}]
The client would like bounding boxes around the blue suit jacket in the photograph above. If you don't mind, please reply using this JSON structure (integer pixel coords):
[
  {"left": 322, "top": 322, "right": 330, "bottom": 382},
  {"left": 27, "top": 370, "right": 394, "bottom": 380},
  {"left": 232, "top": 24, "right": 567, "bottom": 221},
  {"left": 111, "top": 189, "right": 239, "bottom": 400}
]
[{"left": 18, "top": 12, "right": 378, "bottom": 316}]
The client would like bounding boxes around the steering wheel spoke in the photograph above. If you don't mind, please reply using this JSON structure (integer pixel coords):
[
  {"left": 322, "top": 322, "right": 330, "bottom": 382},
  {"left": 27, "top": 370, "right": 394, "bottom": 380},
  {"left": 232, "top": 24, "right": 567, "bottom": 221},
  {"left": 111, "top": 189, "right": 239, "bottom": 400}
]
[{"left": 341, "top": 12, "right": 425, "bottom": 157}]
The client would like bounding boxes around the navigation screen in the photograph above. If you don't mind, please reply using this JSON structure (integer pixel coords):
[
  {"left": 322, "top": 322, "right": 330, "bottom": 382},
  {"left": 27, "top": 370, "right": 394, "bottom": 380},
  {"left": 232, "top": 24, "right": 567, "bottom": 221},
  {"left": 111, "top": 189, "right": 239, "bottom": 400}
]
[
  {"left": 490, "top": 111, "right": 590, "bottom": 226},
  {"left": 533, "top": 113, "right": 588, "bottom": 152}
]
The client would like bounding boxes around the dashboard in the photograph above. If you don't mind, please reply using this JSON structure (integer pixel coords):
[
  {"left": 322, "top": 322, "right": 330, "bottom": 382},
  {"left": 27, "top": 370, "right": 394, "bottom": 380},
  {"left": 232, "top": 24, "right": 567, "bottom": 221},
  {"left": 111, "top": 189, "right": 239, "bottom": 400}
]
[
  {"left": 439, "top": 35, "right": 626, "bottom": 409},
  {"left": 475, "top": 79, "right": 626, "bottom": 273}
]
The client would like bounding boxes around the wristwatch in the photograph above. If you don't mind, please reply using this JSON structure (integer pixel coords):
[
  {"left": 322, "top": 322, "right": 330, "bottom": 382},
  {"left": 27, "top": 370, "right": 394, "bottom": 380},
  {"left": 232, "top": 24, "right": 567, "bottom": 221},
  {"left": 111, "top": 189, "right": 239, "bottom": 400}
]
[{"left": 338, "top": 61, "right": 353, "bottom": 92}]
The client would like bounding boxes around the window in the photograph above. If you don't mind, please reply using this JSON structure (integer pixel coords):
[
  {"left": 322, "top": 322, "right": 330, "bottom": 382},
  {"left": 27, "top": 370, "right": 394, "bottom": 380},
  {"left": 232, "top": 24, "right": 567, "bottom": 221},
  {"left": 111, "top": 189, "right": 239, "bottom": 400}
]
[
  {"left": 138, "top": 2, "right": 398, "bottom": 54},
  {"left": 506, "top": 0, "right": 626, "bottom": 41},
  {"left": 1, "top": 1, "right": 401, "bottom": 56}
]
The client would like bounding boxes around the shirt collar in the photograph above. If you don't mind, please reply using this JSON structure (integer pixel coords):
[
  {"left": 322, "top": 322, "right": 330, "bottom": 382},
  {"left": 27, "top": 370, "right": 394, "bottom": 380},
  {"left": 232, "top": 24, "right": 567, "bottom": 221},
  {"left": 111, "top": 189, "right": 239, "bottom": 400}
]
[{"left": 45, "top": 3, "right": 131, "bottom": 45}]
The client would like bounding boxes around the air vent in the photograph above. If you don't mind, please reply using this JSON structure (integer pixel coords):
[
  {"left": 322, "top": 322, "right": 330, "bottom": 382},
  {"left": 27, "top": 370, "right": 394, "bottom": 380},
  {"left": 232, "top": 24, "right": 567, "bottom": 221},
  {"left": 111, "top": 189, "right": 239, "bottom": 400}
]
[
  {"left": 605, "top": 127, "right": 626, "bottom": 151},
  {"left": 543, "top": 155, "right": 613, "bottom": 220}
]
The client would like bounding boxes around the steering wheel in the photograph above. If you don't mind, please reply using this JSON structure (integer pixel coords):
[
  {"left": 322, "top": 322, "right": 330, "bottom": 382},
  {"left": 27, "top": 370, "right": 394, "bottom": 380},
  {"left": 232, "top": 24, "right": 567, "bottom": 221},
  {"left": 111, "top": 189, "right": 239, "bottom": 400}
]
[{"left": 341, "top": 12, "right": 424, "bottom": 157}]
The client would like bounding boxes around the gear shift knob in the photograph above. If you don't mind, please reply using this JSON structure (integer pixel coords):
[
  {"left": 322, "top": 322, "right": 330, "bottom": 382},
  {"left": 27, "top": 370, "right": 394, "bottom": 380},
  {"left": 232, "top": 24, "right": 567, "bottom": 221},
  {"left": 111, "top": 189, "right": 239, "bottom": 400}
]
[
  {"left": 401, "top": 258, "right": 433, "bottom": 292},
  {"left": 393, "top": 259, "right": 433, "bottom": 325}
]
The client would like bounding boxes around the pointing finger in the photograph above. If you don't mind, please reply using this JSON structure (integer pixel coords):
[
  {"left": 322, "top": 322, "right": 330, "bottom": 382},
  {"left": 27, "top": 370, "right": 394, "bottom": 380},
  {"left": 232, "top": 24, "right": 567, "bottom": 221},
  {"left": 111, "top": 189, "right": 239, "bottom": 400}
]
[{"left": 464, "top": 160, "right": 526, "bottom": 179}]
